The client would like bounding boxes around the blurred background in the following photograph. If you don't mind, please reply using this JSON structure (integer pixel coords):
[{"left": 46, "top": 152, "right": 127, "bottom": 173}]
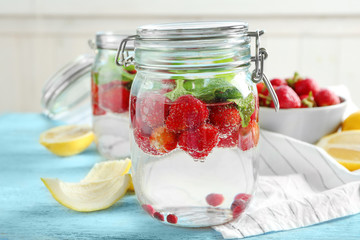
[{"left": 1, "top": 0, "right": 360, "bottom": 113}]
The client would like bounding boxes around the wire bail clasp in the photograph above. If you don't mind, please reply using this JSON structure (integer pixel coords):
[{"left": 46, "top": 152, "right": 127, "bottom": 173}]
[
  {"left": 248, "top": 30, "right": 279, "bottom": 111},
  {"left": 115, "top": 35, "right": 137, "bottom": 67}
]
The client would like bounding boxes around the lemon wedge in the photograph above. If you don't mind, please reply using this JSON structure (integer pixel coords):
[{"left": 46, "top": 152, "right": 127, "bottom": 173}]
[
  {"left": 342, "top": 111, "right": 360, "bottom": 131},
  {"left": 128, "top": 174, "right": 135, "bottom": 192},
  {"left": 317, "top": 130, "right": 360, "bottom": 171},
  {"left": 81, "top": 158, "right": 131, "bottom": 183},
  {"left": 40, "top": 125, "right": 94, "bottom": 157},
  {"left": 41, "top": 175, "right": 130, "bottom": 212},
  {"left": 42, "top": 159, "right": 132, "bottom": 212}
]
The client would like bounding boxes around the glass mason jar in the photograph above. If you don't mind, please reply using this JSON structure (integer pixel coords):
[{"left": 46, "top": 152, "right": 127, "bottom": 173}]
[
  {"left": 91, "top": 33, "right": 136, "bottom": 159},
  {"left": 117, "top": 22, "right": 278, "bottom": 227}
]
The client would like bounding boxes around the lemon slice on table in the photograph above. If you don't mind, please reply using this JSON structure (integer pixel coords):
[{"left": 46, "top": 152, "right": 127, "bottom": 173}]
[
  {"left": 41, "top": 159, "right": 132, "bottom": 212},
  {"left": 317, "top": 130, "right": 360, "bottom": 171},
  {"left": 39, "top": 125, "right": 94, "bottom": 157}
]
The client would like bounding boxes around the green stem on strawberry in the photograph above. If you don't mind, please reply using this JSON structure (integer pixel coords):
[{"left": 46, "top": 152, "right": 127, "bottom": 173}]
[
  {"left": 301, "top": 91, "right": 316, "bottom": 108},
  {"left": 286, "top": 72, "right": 301, "bottom": 88},
  {"left": 228, "top": 94, "right": 255, "bottom": 128}
]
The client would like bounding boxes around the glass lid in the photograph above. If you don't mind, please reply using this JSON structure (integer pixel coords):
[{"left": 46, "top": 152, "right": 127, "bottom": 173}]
[
  {"left": 137, "top": 21, "right": 248, "bottom": 39},
  {"left": 41, "top": 54, "right": 94, "bottom": 124}
]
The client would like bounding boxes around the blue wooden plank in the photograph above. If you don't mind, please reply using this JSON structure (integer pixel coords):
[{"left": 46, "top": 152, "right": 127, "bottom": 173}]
[{"left": 0, "top": 113, "right": 359, "bottom": 240}]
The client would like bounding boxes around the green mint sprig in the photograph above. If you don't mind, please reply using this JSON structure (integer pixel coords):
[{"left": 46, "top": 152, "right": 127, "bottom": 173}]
[{"left": 228, "top": 94, "right": 255, "bottom": 128}]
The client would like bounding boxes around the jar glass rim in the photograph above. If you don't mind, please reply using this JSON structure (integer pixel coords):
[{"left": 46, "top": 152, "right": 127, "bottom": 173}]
[
  {"left": 96, "top": 32, "right": 134, "bottom": 50},
  {"left": 137, "top": 21, "right": 248, "bottom": 40}
]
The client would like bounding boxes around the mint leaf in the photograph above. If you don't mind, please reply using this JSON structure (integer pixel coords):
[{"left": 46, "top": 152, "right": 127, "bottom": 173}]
[
  {"left": 97, "top": 53, "right": 136, "bottom": 85},
  {"left": 213, "top": 57, "right": 234, "bottom": 64},
  {"left": 164, "top": 73, "right": 241, "bottom": 103},
  {"left": 189, "top": 78, "right": 242, "bottom": 103},
  {"left": 165, "top": 79, "right": 190, "bottom": 101},
  {"left": 228, "top": 94, "right": 255, "bottom": 128},
  {"left": 92, "top": 72, "right": 99, "bottom": 85},
  {"left": 124, "top": 64, "right": 135, "bottom": 72}
]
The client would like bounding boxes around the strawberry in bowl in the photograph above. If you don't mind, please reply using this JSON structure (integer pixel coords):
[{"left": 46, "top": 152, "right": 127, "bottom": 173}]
[{"left": 257, "top": 72, "right": 346, "bottom": 143}]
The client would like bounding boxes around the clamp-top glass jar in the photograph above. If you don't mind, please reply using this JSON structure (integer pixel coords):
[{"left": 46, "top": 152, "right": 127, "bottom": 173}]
[
  {"left": 117, "top": 22, "right": 278, "bottom": 227},
  {"left": 91, "top": 32, "right": 136, "bottom": 159}
]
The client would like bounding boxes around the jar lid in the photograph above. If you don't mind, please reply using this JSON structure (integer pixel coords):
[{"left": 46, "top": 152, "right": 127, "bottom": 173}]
[
  {"left": 41, "top": 54, "right": 94, "bottom": 124},
  {"left": 96, "top": 32, "right": 135, "bottom": 50},
  {"left": 137, "top": 21, "right": 248, "bottom": 40}
]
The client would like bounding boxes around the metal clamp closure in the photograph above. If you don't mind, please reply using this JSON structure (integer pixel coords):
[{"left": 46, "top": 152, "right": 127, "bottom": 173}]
[
  {"left": 248, "top": 30, "right": 266, "bottom": 83},
  {"left": 115, "top": 35, "right": 137, "bottom": 67},
  {"left": 248, "top": 30, "right": 279, "bottom": 111}
]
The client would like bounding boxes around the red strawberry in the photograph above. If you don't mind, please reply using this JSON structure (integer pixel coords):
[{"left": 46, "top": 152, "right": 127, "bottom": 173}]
[
  {"left": 159, "top": 79, "right": 176, "bottom": 94},
  {"left": 153, "top": 212, "right": 164, "bottom": 221},
  {"left": 130, "top": 95, "right": 153, "bottom": 136},
  {"left": 270, "top": 85, "right": 301, "bottom": 109},
  {"left": 239, "top": 121, "right": 259, "bottom": 151},
  {"left": 286, "top": 72, "right": 319, "bottom": 96},
  {"left": 234, "top": 193, "right": 252, "bottom": 202},
  {"left": 314, "top": 89, "right": 340, "bottom": 107},
  {"left": 166, "top": 95, "right": 209, "bottom": 132},
  {"left": 256, "top": 82, "right": 266, "bottom": 94},
  {"left": 92, "top": 103, "right": 106, "bottom": 116},
  {"left": 130, "top": 95, "right": 137, "bottom": 126},
  {"left": 99, "top": 80, "right": 122, "bottom": 91},
  {"left": 133, "top": 128, "right": 161, "bottom": 155},
  {"left": 294, "top": 78, "right": 319, "bottom": 96},
  {"left": 300, "top": 92, "right": 316, "bottom": 108},
  {"left": 256, "top": 83, "right": 270, "bottom": 107},
  {"left": 178, "top": 124, "right": 219, "bottom": 160},
  {"left": 149, "top": 126, "right": 178, "bottom": 154},
  {"left": 99, "top": 85, "right": 130, "bottom": 113},
  {"left": 127, "top": 69, "right": 137, "bottom": 74},
  {"left": 166, "top": 214, "right": 178, "bottom": 224},
  {"left": 158, "top": 88, "right": 174, "bottom": 94},
  {"left": 217, "top": 128, "right": 239, "bottom": 148},
  {"left": 209, "top": 103, "right": 241, "bottom": 135},
  {"left": 251, "top": 93, "right": 259, "bottom": 122},
  {"left": 91, "top": 81, "right": 106, "bottom": 116},
  {"left": 270, "top": 78, "right": 287, "bottom": 87},
  {"left": 232, "top": 201, "right": 246, "bottom": 218},
  {"left": 231, "top": 193, "right": 251, "bottom": 218},
  {"left": 206, "top": 193, "right": 224, "bottom": 207},
  {"left": 138, "top": 93, "right": 170, "bottom": 129},
  {"left": 162, "top": 79, "right": 176, "bottom": 86},
  {"left": 133, "top": 118, "right": 153, "bottom": 137},
  {"left": 142, "top": 204, "right": 155, "bottom": 216}
]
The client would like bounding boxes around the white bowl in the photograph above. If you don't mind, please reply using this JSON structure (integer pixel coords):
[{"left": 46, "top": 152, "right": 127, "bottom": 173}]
[{"left": 259, "top": 98, "right": 347, "bottom": 143}]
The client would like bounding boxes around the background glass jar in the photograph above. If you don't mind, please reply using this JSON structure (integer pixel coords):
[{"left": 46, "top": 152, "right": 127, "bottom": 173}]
[
  {"left": 91, "top": 32, "right": 136, "bottom": 159},
  {"left": 118, "top": 22, "right": 276, "bottom": 227}
]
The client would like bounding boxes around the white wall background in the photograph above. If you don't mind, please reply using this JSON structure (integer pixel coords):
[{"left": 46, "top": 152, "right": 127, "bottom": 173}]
[{"left": 1, "top": 0, "right": 360, "bottom": 113}]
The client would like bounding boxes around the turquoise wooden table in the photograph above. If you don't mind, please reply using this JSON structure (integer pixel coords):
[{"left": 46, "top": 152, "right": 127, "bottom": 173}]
[{"left": 1, "top": 113, "right": 360, "bottom": 240}]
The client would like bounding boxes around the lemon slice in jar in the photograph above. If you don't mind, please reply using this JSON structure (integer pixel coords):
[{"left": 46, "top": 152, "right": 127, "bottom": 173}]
[
  {"left": 41, "top": 159, "right": 132, "bottom": 212},
  {"left": 317, "top": 130, "right": 360, "bottom": 171},
  {"left": 39, "top": 125, "right": 94, "bottom": 157}
]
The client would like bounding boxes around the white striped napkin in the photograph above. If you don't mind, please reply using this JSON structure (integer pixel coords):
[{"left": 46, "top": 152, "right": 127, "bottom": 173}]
[{"left": 213, "top": 130, "right": 360, "bottom": 239}]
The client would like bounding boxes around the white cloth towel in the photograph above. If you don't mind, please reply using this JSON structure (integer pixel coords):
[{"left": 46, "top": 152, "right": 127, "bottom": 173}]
[{"left": 213, "top": 130, "right": 360, "bottom": 239}]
